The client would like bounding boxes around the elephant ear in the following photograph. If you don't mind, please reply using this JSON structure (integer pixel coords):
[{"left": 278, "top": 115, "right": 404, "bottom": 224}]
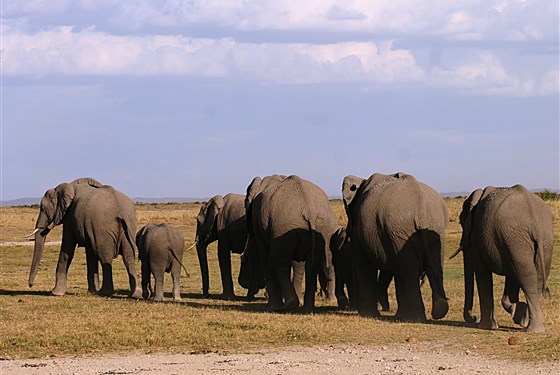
[
  {"left": 199, "top": 195, "right": 224, "bottom": 244},
  {"left": 70, "top": 177, "right": 103, "bottom": 188},
  {"left": 458, "top": 189, "right": 484, "bottom": 249},
  {"left": 330, "top": 227, "right": 349, "bottom": 255},
  {"left": 50, "top": 183, "right": 76, "bottom": 228},
  {"left": 245, "top": 177, "right": 262, "bottom": 211},
  {"left": 342, "top": 175, "right": 364, "bottom": 217}
]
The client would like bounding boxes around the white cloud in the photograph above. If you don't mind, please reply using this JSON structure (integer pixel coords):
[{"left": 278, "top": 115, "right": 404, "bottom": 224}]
[
  {"left": 2, "top": 26, "right": 557, "bottom": 96},
  {"left": 1, "top": 27, "right": 422, "bottom": 84},
  {"left": 3, "top": 1, "right": 557, "bottom": 41}
]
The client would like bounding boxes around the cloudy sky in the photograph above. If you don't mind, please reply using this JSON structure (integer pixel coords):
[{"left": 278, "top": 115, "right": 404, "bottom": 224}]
[{"left": 1, "top": 0, "right": 559, "bottom": 200}]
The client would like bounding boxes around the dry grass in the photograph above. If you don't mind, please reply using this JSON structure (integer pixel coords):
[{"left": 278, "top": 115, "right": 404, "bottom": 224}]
[{"left": 0, "top": 199, "right": 559, "bottom": 361}]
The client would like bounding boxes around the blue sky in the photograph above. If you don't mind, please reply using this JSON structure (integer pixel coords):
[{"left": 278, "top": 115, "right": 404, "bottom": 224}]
[{"left": 1, "top": 1, "right": 559, "bottom": 200}]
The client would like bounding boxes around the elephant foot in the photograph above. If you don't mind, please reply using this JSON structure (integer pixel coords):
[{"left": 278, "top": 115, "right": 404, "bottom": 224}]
[
  {"left": 478, "top": 319, "right": 499, "bottom": 330},
  {"left": 512, "top": 302, "right": 529, "bottom": 328},
  {"left": 203, "top": 289, "right": 210, "bottom": 298},
  {"left": 152, "top": 296, "right": 163, "bottom": 302},
  {"left": 87, "top": 287, "right": 98, "bottom": 294},
  {"left": 129, "top": 288, "right": 142, "bottom": 299},
  {"left": 51, "top": 287, "right": 67, "bottom": 296},
  {"left": 172, "top": 296, "right": 183, "bottom": 303},
  {"left": 525, "top": 321, "right": 545, "bottom": 333},
  {"left": 463, "top": 310, "right": 477, "bottom": 324},
  {"left": 431, "top": 298, "right": 449, "bottom": 320},
  {"left": 358, "top": 306, "right": 380, "bottom": 318},
  {"left": 221, "top": 292, "right": 236, "bottom": 301},
  {"left": 337, "top": 296, "right": 349, "bottom": 309},
  {"left": 142, "top": 290, "right": 151, "bottom": 300},
  {"left": 283, "top": 296, "right": 300, "bottom": 311},
  {"left": 98, "top": 287, "right": 115, "bottom": 297},
  {"left": 266, "top": 299, "right": 284, "bottom": 312},
  {"left": 395, "top": 308, "right": 426, "bottom": 323}
]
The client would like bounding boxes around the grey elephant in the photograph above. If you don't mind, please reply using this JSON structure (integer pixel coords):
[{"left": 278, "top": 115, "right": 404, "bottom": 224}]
[
  {"left": 195, "top": 193, "right": 247, "bottom": 299},
  {"left": 342, "top": 173, "right": 448, "bottom": 321},
  {"left": 453, "top": 185, "right": 553, "bottom": 332},
  {"left": 28, "top": 178, "right": 141, "bottom": 298},
  {"left": 330, "top": 227, "right": 392, "bottom": 311},
  {"left": 240, "top": 175, "right": 339, "bottom": 312},
  {"left": 136, "top": 223, "right": 187, "bottom": 302}
]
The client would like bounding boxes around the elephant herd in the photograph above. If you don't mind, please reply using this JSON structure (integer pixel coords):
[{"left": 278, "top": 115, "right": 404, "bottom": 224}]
[{"left": 27, "top": 174, "right": 554, "bottom": 332}]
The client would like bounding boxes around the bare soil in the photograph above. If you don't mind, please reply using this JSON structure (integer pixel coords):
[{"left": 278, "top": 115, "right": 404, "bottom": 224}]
[{"left": 2, "top": 342, "right": 558, "bottom": 375}]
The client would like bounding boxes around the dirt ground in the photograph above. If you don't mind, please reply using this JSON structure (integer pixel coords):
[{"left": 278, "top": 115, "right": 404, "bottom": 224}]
[{"left": 2, "top": 342, "right": 558, "bottom": 375}]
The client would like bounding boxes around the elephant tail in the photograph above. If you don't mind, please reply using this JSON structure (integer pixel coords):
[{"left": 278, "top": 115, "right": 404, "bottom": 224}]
[
  {"left": 534, "top": 239, "right": 550, "bottom": 298},
  {"left": 169, "top": 247, "right": 190, "bottom": 277},
  {"left": 119, "top": 218, "right": 138, "bottom": 260}
]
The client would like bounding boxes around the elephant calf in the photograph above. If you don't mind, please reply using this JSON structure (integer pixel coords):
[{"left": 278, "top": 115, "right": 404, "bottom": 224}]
[{"left": 136, "top": 223, "right": 187, "bottom": 302}]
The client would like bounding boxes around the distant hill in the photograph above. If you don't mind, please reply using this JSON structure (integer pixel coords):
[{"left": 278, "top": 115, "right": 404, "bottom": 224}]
[
  {"left": 2, "top": 189, "right": 557, "bottom": 207},
  {"left": 0, "top": 197, "right": 40, "bottom": 207},
  {"left": 132, "top": 197, "right": 208, "bottom": 204}
]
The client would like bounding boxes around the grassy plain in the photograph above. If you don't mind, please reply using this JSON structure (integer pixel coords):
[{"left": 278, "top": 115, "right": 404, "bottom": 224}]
[{"left": 0, "top": 199, "right": 559, "bottom": 361}]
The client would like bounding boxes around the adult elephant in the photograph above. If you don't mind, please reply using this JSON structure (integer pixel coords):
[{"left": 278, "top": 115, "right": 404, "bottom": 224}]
[
  {"left": 195, "top": 193, "right": 247, "bottom": 299},
  {"left": 342, "top": 172, "right": 448, "bottom": 321},
  {"left": 453, "top": 185, "right": 553, "bottom": 332},
  {"left": 240, "top": 175, "right": 338, "bottom": 312},
  {"left": 28, "top": 177, "right": 141, "bottom": 298}
]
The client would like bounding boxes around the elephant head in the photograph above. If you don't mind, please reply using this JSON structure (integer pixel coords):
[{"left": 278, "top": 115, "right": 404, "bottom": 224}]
[
  {"left": 341, "top": 175, "right": 365, "bottom": 233},
  {"left": 196, "top": 195, "right": 224, "bottom": 247},
  {"left": 454, "top": 188, "right": 484, "bottom": 323},
  {"left": 29, "top": 178, "right": 102, "bottom": 287},
  {"left": 195, "top": 195, "right": 224, "bottom": 296}
]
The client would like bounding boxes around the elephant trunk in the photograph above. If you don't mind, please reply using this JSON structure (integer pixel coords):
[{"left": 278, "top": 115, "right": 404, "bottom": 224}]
[
  {"left": 29, "top": 230, "right": 48, "bottom": 287},
  {"left": 429, "top": 262, "right": 449, "bottom": 320},
  {"left": 462, "top": 246, "right": 477, "bottom": 323},
  {"left": 196, "top": 241, "right": 210, "bottom": 297}
]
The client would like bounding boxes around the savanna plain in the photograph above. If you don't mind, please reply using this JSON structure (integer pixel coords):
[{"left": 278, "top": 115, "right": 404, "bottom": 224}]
[{"left": 1, "top": 199, "right": 559, "bottom": 372}]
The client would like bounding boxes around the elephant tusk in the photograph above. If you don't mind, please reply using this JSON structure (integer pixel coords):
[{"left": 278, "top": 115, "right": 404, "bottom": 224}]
[
  {"left": 23, "top": 228, "right": 40, "bottom": 239},
  {"left": 449, "top": 246, "right": 463, "bottom": 260},
  {"left": 185, "top": 242, "right": 197, "bottom": 251}
]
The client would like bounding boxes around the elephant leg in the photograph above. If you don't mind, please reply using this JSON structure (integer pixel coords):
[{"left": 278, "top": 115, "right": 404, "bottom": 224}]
[
  {"left": 121, "top": 240, "right": 142, "bottom": 299},
  {"left": 291, "top": 261, "right": 304, "bottom": 307},
  {"left": 171, "top": 260, "right": 182, "bottom": 302},
  {"left": 152, "top": 268, "right": 165, "bottom": 302},
  {"left": 333, "top": 260, "right": 349, "bottom": 309},
  {"left": 52, "top": 229, "right": 77, "bottom": 296},
  {"left": 394, "top": 249, "right": 426, "bottom": 322},
  {"left": 99, "top": 262, "right": 115, "bottom": 297},
  {"left": 141, "top": 258, "right": 152, "bottom": 300},
  {"left": 302, "top": 258, "right": 317, "bottom": 314},
  {"left": 326, "top": 265, "right": 337, "bottom": 304},
  {"left": 475, "top": 266, "right": 498, "bottom": 330},
  {"left": 513, "top": 260, "right": 544, "bottom": 332},
  {"left": 85, "top": 246, "right": 99, "bottom": 294},
  {"left": 501, "top": 275, "right": 530, "bottom": 328},
  {"left": 353, "top": 245, "right": 379, "bottom": 318},
  {"left": 275, "top": 261, "right": 299, "bottom": 311},
  {"left": 217, "top": 243, "right": 235, "bottom": 300},
  {"left": 377, "top": 269, "right": 392, "bottom": 312}
]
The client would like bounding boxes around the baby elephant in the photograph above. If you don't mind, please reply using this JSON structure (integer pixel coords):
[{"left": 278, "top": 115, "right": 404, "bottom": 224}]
[{"left": 136, "top": 223, "right": 187, "bottom": 302}]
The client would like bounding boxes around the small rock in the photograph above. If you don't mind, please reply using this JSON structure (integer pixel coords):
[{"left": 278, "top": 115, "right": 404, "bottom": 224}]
[
  {"left": 406, "top": 336, "right": 417, "bottom": 343},
  {"left": 438, "top": 365, "right": 447, "bottom": 370},
  {"left": 508, "top": 336, "right": 520, "bottom": 345}
]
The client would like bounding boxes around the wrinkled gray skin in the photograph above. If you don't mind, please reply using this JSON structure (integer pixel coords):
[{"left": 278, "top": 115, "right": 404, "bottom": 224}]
[
  {"left": 136, "top": 223, "right": 186, "bottom": 302},
  {"left": 343, "top": 173, "right": 448, "bottom": 321},
  {"left": 195, "top": 193, "right": 247, "bottom": 299},
  {"left": 240, "top": 175, "right": 338, "bottom": 313},
  {"left": 330, "top": 227, "right": 392, "bottom": 311},
  {"left": 29, "top": 178, "right": 141, "bottom": 298},
  {"left": 456, "top": 185, "right": 553, "bottom": 332}
]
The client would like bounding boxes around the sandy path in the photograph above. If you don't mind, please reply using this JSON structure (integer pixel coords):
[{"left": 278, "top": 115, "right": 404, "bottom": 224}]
[{"left": 1, "top": 343, "right": 558, "bottom": 375}]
